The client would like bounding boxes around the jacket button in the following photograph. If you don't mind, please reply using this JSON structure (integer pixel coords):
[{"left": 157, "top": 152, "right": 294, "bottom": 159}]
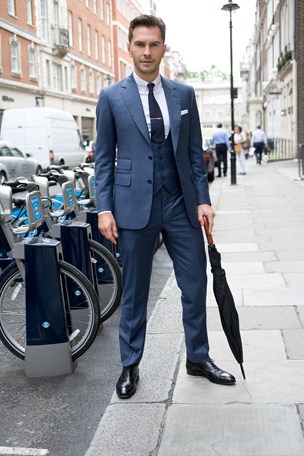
[
  {"left": 147, "top": 179, "right": 152, "bottom": 184},
  {"left": 148, "top": 155, "right": 152, "bottom": 160}
]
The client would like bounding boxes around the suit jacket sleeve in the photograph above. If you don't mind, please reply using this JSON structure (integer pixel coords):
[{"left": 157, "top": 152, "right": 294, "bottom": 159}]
[
  {"left": 95, "top": 89, "right": 117, "bottom": 213},
  {"left": 187, "top": 87, "right": 211, "bottom": 206}
]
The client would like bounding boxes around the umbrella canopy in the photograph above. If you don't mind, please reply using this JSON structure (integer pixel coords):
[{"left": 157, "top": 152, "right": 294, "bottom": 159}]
[{"left": 204, "top": 220, "right": 246, "bottom": 379}]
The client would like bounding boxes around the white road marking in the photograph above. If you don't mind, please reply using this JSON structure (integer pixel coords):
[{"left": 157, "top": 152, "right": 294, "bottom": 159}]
[{"left": 0, "top": 447, "right": 49, "bottom": 455}]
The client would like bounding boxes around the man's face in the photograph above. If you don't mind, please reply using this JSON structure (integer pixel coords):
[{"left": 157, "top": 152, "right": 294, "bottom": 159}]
[{"left": 128, "top": 25, "right": 166, "bottom": 82}]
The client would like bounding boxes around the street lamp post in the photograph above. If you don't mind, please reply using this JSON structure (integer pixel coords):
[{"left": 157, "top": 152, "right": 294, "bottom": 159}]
[{"left": 222, "top": 0, "right": 240, "bottom": 185}]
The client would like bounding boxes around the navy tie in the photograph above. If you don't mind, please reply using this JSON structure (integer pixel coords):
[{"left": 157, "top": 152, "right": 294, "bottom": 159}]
[{"left": 147, "top": 83, "right": 165, "bottom": 144}]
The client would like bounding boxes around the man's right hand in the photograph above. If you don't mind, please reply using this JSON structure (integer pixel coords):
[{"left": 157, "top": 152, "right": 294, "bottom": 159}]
[{"left": 98, "top": 213, "right": 118, "bottom": 244}]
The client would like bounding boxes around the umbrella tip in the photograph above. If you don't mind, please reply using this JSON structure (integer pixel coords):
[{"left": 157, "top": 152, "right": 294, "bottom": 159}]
[{"left": 240, "top": 363, "right": 246, "bottom": 380}]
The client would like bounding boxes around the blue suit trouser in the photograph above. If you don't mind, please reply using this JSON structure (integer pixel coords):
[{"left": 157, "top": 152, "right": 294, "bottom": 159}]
[{"left": 118, "top": 187, "right": 210, "bottom": 366}]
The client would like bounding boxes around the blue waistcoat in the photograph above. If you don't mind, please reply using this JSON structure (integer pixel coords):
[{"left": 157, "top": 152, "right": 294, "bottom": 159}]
[{"left": 151, "top": 133, "right": 182, "bottom": 195}]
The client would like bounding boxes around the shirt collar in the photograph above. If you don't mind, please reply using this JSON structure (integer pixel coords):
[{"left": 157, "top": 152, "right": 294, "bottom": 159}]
[{"left": 133, "top": 72, "right": 162, "bottom": 91}]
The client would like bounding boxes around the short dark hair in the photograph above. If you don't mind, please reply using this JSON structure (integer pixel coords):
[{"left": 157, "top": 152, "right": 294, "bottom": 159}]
[
  {"left": 128, "top": 15, "right": 166, "bottom": 43},
  {"left": 217, "top": 123, "right": 223, "bottom": 128}
]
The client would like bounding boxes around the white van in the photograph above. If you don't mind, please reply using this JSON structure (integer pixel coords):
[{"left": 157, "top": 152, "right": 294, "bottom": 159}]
[{"left": 0, "top": 107, "right": 85, "bottom": 170}]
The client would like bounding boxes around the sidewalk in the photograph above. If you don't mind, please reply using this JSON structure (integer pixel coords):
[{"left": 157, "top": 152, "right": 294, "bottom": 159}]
[{"left": 85, "top": 158, "right": 304, "bottom": 456}]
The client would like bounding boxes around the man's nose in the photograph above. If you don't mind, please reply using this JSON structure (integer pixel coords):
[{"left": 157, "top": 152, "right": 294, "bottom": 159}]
[{"left": 143, "top": 45, "right": 151, "bottom": 55}]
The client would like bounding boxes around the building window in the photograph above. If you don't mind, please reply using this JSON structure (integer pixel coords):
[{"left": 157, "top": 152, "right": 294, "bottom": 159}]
[
  {"left": 27, "top": 0, "right": 33, "bottom": 25},
  {"left": 86, "top": 0, "right": 90, "bottom": 7},
  {"left": 107, "top": 39, "right": 112, "bottom": 66},
  {"left": 96, "top": 73, "right": 101, "bottom": 94},
  {"left": 78, "top": 19, "right": 83, "bottom": 52},
  {"left": 40, "top": 0, "right": 48, "bottom": 41},
  {"left": 46, "top": 59, "right": 51, "bottom": 86},
  {"left": 93, "top": 0, "right": 97, "bottom": 14},
  {"left": 94, "top": 31, "right": 98, "bottom": 60},
  {"left": 71, "top": 63, "right": 77, "bottom": 89},
  {"left": 8, "top": 0, "right": 15, "bottom": 16},
  {"left": 89, "top": 71, "right": 94, "bottom": 95},
  {"left": 100, "top": 0, "right": 104, "bottom": 19},
  {"left": 101, "top": 35, "right": 105, "bottom": 63},
  {"left": 64, "top": 66, "right": 68, "bottom": 91},
  {"left": 28, "top": 46, "right": 37, "bottom": 78},
  {"left": 10, "top": 38, "right": 21, "bottom": 75},
  {"left": 68, "top": 11, "right": 73, "bottom": 47},
  {"left": 87, "top": 25, "right": 91, "bottom": 56},
  {"left": 106, "top": 2, "right": 111, "bottom": 25},
  {"left": 71, "top": 63, "right": 77, "bottom": 90},
  {"left": 80, "top": 67, "right": 86, "bottom": 92},
  {"left": 52, "top": 62, "right": 62, "bottom": 90}
]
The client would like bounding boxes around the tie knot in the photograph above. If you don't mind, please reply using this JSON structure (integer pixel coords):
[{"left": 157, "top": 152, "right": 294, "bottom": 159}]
[{"left": 147, "top": 83, "right": 155, "bottom": 92}]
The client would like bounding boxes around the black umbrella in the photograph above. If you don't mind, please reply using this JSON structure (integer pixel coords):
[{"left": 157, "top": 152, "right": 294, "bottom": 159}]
[{"left": 204, "top": 219, "right": 246, "bottom": 379}]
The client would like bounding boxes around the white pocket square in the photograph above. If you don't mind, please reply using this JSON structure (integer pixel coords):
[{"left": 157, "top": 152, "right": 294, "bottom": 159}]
[{"left": 181, "top": 109, "right": 188, "bottom": 115}]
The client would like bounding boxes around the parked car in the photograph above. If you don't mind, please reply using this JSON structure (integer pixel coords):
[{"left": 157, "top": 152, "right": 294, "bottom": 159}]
[
  {"left": 0, "top": 140, "right": 42, "bottom": 184},
  {"left": 203, "top": 138, "right": 216, "bottom": 182}
]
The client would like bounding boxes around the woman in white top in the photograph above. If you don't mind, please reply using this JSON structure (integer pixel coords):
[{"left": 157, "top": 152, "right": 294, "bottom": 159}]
[{"left": 234, "top": 125, "right": 247, "bottom": 175}]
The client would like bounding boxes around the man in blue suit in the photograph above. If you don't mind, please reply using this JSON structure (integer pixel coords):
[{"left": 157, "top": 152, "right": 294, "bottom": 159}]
[{"left": 95, "top": 15, "right": 236, "bottom": 399}]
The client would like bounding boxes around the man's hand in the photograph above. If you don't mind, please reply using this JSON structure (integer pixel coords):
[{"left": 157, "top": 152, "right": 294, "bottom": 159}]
[
  {"left": 197, "top": 204, "right": 215, "bottom": 233},
  {"left": 98, "top": 213, "right": 118, "bottom": 244}
]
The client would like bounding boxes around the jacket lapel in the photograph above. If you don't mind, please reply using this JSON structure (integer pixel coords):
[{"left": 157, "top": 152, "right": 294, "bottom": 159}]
[
  {"left": 162, "top": 77, "right": 181, "bottom": 153},
  {"left": 120, "top": 75, "right": 150, "bottom": 145}
]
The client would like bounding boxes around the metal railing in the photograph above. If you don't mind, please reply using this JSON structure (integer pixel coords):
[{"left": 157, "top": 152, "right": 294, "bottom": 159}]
[{"left": 266, "top": 138, "right": 295, "bottom": 161}]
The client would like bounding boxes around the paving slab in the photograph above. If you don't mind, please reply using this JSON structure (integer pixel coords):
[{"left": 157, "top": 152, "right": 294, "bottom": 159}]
[
  {"left": 207, "top": 306, "right": 301, "bottom": 331},
  {"left": 85, "top": 403, "right": 165, "bottom": 456},
  {"left": 206, "top": 329, "right": 287, "bottom": 362},
  {"left": 283, "top": 272, "right": 304, "bottom": 288},
  {"left": 259, "top": 239, "right": 304, "bottom": 251},
  {"left": 282, "top": 329, "right": 304, "bottom": 359},
  {"left": 264, "top": 261, "right": 304, "bottom": 273},
  {"left": 244, "top": 287, "right": 304, "bottom": 306},
  {"left": 216, "top": 261, "right": 265, "bottom": 274},
  {"left": 220, "top": 251, "right": 277, "bottom": 262},
  {"left": 276, "top": 249, "right": 304, "bottom": 261},
  {"left": 211, "top": 230, "right": 257, "bottom": 243},
  {"left": 297, "top": 306, "right": 304, "bottom": 327},
  {"left": 173, "top": 360, "right": 304, "bottom": 404},
  {"left": 250, "top": 208, "right": 299, "bottom": 219},
  {"left": 157, "top": 404, "right": 304, "bottom": 456},
  {"left": 147, "top": 297, "right": 183, "bottom": 334},
  {"left": 222, "top": 272, "right": 285, "bottom": 289},
  {"left": 216, "top": 243, "right": 258, "bottom": 252}
]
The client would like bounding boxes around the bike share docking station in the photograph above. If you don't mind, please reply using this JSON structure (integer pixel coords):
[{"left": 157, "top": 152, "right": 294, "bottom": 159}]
[{"left": 12, "top": 190, "right": 77, "bottom": 377}]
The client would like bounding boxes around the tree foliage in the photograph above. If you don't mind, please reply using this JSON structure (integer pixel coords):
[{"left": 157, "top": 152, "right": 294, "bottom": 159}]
[{"left": 187, "top": 65, "right": 229, "bottom": 81}]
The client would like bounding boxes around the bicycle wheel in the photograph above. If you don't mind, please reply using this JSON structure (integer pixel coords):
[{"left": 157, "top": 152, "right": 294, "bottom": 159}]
[
  {"left": 88, "top": 239, "right": 122, "bottom": 323},
  {"left": 0, "top": 260, "right": 99, "bottom": 361}
]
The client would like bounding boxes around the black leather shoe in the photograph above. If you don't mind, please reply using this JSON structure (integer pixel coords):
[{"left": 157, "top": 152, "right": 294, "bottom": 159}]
[
  {"left": 116, "top": 365, "right": 139, "bottom": 399},
  {"left": 186, "top": 359, "right": 236, "bottom": 385}
]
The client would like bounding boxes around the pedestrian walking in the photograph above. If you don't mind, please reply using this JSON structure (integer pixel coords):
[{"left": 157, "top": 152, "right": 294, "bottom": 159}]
[
  {"left": 211, "top": 123, "right": 230, "bottom": 177},
  {"left": 95, "top": 14, "right": 236, "bottom": 399},
  {"left": 234, "top": 125, "right": 247, "bottom": 175},
  {"left": 252, "top": 125, "right": 267, "bottom": 164}
]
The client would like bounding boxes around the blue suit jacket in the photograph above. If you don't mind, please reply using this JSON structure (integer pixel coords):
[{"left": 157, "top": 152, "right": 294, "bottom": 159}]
[{"left": 95, "top": 74, "right": 211, "bottom": 230}]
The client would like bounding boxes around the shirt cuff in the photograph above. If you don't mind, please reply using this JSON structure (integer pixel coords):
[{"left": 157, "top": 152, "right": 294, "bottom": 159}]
[{"left": 98, "top": 211, "right": 112, "bottom": 216}]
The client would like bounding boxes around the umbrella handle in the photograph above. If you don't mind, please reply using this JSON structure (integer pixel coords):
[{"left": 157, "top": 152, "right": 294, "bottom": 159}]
[{"left": 203, "top": 217, "right": 214, "bottom": 245}]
